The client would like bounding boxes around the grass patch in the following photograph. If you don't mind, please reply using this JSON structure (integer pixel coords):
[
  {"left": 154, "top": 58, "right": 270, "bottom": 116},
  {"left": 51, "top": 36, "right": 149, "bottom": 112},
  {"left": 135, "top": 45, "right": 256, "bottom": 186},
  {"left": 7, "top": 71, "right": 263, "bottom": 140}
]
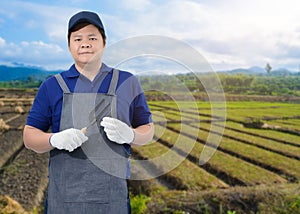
[{"left": 130, "top": 193, "right": 151, "bottom": 214}]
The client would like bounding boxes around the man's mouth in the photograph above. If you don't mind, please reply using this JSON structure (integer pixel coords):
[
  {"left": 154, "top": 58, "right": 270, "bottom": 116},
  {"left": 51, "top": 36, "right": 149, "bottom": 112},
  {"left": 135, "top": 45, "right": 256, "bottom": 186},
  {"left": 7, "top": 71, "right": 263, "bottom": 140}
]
[{"left": 79, "top": 52, "right": 93, "bottom": 55}]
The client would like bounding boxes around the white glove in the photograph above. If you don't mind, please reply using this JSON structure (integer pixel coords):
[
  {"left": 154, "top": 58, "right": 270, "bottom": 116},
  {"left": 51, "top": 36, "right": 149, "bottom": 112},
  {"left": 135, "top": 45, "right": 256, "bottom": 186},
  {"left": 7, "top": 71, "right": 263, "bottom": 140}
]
[
  {"left": 50, "top": 128, "right": 88, "bottom": 152},
  {"left": 100, "top": 117, "right": 134, "bottom": 144}
]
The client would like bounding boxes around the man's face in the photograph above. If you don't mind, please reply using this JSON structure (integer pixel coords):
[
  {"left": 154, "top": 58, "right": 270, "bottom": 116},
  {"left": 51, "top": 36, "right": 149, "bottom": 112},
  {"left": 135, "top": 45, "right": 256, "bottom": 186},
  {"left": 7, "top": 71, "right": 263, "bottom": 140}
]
[{"left": 69, "top": 24, "right": 105, "bottom": 67}]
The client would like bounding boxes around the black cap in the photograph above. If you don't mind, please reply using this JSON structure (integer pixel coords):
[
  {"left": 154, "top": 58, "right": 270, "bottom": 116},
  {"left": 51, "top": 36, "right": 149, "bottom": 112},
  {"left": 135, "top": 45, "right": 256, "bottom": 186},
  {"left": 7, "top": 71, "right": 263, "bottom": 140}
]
[{"left": 68, "top": 11, "right": 105, "bottom": 35}]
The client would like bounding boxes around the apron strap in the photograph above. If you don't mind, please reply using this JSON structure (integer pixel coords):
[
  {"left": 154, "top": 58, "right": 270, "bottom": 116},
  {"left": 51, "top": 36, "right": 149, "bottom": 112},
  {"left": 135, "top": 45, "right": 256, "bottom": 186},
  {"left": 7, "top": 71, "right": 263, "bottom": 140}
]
[
  {"left": 107, "top": 69, "right": 119, "bottom": 96},
  {"left": 54, "top": 69, "right": 118, "bottom": 95},
  {"left": 54, "top": 74, "right": 71, "bottom": 93}
]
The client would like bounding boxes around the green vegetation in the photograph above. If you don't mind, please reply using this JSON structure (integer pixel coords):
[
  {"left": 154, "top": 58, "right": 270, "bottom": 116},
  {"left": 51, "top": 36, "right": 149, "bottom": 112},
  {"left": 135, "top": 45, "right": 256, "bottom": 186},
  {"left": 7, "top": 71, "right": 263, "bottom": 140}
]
[
  {"left": 2, "top": 70, "right": 300, "bottom": 97},
  {"left": 139, "top": 72, "right": 300, "bottom": 96},
  {"left": 132, "top": 125, "right": 228, "bottom": 191},
  {"left": 130, "top": 194, "right": 151, "bottom": 214},
  {"left": 222, "top": 121, "right": 300, "bottom": 146},
  {"left": 159, "top": 106, "right": 300, "bottom": 159},
  {"left": 1, "top": 81, "right": 300, "bottom": 213},
  {"left": 0, "top": 77, "right": 42, "bottom": 88},
  {"left": 150, "top": 101, "right": 300, "bottom": 179},
  {"left": 132, "top": 100, "right": 300, "bottom": 213}
]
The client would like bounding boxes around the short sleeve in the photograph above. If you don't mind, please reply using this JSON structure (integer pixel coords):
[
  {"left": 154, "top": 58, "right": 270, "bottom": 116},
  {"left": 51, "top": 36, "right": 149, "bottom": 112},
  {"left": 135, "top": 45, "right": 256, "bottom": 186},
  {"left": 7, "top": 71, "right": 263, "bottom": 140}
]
[
  {"left": 116, "top": 72, "right": 152, "bottom": 128},
  {"left": 26, "top": 81, "right": 52, "bottom": 132},
  {"left": 126, "top": 75, "right": 152, "bottom": 128},
  {"left": 131, "top": 88, "right": 152, "bottom": 128}
]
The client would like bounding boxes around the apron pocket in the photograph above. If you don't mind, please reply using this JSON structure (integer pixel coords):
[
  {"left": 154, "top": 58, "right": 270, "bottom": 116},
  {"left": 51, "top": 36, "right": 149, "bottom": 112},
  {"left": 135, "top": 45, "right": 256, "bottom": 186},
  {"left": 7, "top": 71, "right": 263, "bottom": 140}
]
[{"left": 64, "top": 156, "right": 110, "bottom": 203}]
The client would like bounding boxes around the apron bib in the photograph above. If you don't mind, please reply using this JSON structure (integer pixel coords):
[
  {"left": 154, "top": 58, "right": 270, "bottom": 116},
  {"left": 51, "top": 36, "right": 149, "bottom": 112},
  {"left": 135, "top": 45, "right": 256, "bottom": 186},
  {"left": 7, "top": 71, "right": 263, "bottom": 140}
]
[{"left": 47, "top": 70, "right": 129, "bottom": 214}]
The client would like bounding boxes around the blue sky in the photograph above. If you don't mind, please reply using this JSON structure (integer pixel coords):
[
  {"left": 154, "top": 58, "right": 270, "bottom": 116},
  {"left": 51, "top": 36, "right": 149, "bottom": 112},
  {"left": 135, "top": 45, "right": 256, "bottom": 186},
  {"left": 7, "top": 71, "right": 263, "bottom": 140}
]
[{"left": 1, "top": 0, "right": 300, "bottom": 73}]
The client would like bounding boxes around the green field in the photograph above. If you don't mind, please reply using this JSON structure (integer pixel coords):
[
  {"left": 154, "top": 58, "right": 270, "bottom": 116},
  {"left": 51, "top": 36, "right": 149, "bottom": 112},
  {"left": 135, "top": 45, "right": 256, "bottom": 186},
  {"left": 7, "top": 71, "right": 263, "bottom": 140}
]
[
  {"left": 1, "top": 89, "right": 300, "bottom": 213},
  {"left": 130, "top": 100, "right": 300, "bottom": 213}
]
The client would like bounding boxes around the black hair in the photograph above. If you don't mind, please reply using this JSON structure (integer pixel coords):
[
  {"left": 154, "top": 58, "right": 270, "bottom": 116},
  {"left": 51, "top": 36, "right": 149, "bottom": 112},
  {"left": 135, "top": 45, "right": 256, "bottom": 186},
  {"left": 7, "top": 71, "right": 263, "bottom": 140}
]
[{"left": 68, "top": 22, "right": 106, "bottom": 46}]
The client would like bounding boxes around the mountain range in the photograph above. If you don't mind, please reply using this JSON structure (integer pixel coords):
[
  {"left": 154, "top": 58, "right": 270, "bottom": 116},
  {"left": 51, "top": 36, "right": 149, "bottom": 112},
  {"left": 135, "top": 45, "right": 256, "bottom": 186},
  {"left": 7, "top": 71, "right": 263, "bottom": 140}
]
[
  {"left": 223, "top": 66, "right": 298, "bottom": 76},
  {"left": 0, "top": 64, "right": 298, "bottom": 82},
  {"left": 0, "top": 64, "right": 61, "bottom": 82}
]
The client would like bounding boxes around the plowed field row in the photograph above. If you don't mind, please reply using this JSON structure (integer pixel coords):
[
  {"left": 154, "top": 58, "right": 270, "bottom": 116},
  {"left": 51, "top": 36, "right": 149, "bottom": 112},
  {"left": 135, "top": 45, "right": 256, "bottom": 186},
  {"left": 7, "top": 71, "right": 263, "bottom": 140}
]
[
  {"left": 0, "top": 99, "right": 49, "bottom": 211},
  {"left": 1, "top": 94, "right": 300, "bottom": 213},
  {"left": 148, "top": 102, "right": 300, "bottom": 185}
]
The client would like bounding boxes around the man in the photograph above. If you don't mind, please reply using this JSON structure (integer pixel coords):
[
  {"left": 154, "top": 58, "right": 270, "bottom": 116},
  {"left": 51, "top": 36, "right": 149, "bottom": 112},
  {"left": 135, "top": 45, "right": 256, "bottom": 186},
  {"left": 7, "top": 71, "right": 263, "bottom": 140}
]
[{"left": 23, "top": 11, "right": 154, "bottom": 213}]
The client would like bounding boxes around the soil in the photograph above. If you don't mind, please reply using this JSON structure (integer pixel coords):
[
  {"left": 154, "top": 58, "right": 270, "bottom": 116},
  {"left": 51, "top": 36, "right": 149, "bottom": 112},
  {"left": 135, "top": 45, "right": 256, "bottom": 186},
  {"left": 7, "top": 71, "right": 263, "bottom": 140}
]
[
  {"left": 1, "top": 89, "right": 300, "bottom": 213},
  {"left": 0, "top": 92, "right": 48, "bottom": 212}
]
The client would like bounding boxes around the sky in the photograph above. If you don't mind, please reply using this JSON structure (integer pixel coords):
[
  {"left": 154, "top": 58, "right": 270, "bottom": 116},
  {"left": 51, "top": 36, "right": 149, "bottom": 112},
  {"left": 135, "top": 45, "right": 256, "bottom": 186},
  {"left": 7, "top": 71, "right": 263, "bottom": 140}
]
[{"left": 1, "top": 0, "right": 300, "bottom": 73}]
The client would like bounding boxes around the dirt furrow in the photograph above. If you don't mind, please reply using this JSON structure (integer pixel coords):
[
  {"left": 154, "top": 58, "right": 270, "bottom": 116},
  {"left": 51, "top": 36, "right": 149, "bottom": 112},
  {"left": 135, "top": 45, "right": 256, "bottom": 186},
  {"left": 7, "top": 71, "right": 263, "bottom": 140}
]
[{"left": 0, "top": 148, "right": 49, "bottom": 210}]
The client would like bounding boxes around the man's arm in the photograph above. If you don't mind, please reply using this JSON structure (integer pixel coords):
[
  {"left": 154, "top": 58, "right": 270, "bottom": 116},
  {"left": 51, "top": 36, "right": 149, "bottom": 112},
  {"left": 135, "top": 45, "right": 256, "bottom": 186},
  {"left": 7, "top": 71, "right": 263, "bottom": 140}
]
[
  {"left": 131, "top": 122, "right": 154, "bottom": 146},
  {"left": 23, "top": 125, "right": 53, "bottom": 154},
  {"left": 23, "top": 125, "right": 88, "bottom": 153}
]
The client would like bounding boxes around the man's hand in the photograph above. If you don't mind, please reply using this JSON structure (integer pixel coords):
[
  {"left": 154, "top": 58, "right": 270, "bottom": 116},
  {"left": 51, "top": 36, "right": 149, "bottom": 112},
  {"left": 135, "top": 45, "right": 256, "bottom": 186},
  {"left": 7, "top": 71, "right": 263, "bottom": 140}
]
[
  {"left": 49, "top": 128, "right": 88, "bottom": 152},
  {"left": 100, "top": 117, "right": 134, "bottom": 144}
]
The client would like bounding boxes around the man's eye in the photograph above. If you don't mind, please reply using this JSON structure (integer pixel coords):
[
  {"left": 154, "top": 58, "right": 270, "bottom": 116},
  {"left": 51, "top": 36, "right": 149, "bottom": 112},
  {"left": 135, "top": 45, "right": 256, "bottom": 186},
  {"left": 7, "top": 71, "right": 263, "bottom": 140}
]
[
  {"left": 90, "top": 38, "right": 97, "bottom": 41},
  {"left": 74, "top": 38, "right": 81, "bottom": 42}
]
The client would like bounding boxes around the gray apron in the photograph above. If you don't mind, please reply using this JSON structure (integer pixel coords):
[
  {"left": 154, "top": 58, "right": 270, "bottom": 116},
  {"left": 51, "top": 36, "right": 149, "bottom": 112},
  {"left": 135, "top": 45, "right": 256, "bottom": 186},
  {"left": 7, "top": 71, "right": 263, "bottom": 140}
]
[{"left": 47, "top": 69, "right": 130, "bottom": 214}]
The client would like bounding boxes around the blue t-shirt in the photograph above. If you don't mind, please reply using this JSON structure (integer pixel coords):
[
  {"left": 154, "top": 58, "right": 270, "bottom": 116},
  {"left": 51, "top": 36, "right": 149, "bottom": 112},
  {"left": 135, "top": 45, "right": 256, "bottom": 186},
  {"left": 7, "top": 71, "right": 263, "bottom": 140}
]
[{"left": 26, "top": 63, "right": 152, "bottom": 144}]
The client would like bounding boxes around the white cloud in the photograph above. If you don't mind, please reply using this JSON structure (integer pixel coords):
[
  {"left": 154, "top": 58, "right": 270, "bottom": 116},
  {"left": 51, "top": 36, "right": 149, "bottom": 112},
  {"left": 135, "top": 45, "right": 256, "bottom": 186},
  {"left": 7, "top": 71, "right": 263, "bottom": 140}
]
[
  {"left": 104, "top": 35, "right": 213, "bottom": 75},
  {"left": 108, "top": 0, "right": 211, "bottom": 38},
  {"left": 0, "top": 39, "right": 70, "bottom": 69},
  {"left": 188, "top": 0, "right": 300, "bottom": 70},
  {"left": 1, "top": 0, "right": 300, "bottom": 71},
  {"left": 105, "top": 0, "right": 300, "bottom": 70},
  {"left": 120, "top": 0, "right": 152, "bottom": 11},
  {"left": 1, "top": 1, "right": 76, "bottom": 43},
  {"left": 0, "top": 37, "right": 5, "bottom": 47}
]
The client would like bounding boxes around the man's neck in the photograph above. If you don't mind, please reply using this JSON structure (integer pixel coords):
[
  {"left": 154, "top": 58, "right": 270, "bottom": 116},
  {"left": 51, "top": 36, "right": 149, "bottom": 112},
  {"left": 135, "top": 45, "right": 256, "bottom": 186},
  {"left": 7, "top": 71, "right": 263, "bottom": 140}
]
[{"left": 75, "top": 62, "right": 102, "bottom": 81}]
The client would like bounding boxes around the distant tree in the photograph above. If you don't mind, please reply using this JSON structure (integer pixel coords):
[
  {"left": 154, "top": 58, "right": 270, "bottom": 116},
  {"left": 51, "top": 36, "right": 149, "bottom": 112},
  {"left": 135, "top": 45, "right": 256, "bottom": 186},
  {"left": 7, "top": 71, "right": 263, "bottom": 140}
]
[
  {"left": 265, "top": 63, "right": 272, "bottom": 74},
  {"left": 140, "top": 77, "right": 150, "bottom": 87},
  {"left": 151, "top": 81, "right": 164, "bottom": 90},
  {"left": 27, "top": 76, "right": 35, "bottom": 83}
]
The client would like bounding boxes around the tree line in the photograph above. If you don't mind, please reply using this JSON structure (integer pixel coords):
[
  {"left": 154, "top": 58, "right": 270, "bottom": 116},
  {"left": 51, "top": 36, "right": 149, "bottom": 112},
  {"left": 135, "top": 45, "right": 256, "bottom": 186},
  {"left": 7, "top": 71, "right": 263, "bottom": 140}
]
[
  {"left": 0, "top": 72, "right": 299, "bottom": 97},
  {"left": 139, "top": 72, "right": 300, "bottom": 96}
]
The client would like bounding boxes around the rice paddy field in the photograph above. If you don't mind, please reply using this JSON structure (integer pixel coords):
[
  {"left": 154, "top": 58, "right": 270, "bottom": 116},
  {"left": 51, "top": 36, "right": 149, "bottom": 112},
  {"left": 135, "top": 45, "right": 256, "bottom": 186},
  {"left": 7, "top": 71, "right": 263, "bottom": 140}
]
[
  {"left": 130, "top": 100, "right": 300, "bottom": 213},
  {"left": 0, "top": 88, "right": 300, "bottom": 213}
]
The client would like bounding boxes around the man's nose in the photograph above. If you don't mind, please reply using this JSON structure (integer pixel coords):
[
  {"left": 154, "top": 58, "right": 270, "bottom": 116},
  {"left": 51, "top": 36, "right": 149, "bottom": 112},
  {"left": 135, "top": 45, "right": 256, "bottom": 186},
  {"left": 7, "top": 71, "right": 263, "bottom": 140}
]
[{"left": 81, "top": 43, "right": 92, "bottom": 48}]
